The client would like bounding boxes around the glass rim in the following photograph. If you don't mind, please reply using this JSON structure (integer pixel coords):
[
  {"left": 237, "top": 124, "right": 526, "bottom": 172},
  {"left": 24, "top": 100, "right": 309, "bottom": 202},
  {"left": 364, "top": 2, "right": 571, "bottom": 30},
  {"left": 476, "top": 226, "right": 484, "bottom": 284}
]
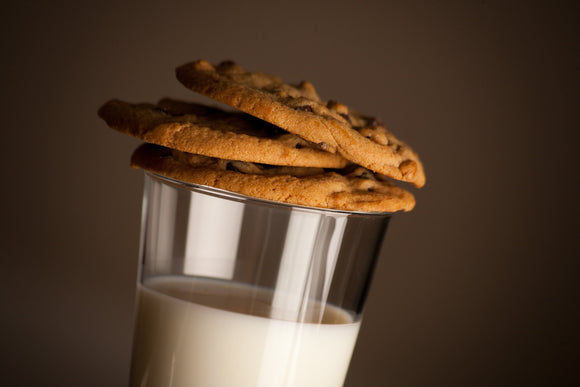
[{"left": 145, "top": 171, "right": 393, "bottom": 218}]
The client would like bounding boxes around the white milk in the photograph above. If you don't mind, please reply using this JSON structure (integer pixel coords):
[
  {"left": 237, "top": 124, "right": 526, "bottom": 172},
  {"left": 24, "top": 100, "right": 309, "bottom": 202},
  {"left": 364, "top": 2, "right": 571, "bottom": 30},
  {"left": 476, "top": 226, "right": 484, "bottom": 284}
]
[{"left": 130, "top": 276, "right": 361, "bottom": 387}]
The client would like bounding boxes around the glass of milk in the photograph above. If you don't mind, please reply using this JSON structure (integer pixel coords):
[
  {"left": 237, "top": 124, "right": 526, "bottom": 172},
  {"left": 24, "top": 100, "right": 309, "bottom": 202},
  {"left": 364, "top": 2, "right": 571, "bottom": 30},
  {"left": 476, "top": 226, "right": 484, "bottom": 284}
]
[{"left": 129, "top": 172, "right": 392, "bottom": 387}]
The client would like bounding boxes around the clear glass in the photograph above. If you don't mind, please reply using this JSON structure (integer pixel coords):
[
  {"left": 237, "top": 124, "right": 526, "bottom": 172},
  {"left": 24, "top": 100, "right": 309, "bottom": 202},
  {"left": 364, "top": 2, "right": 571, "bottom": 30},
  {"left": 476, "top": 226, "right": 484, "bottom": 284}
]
[{"left": 129, "top": 172, "right": 391, "bottom": 387}]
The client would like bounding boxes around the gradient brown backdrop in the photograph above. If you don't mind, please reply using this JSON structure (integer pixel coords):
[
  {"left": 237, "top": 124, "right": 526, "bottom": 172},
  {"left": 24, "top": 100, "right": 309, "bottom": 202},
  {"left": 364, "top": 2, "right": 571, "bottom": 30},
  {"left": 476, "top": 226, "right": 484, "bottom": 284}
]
[{"left": 1, "top": 1, "right": 577, "bottom": 386}]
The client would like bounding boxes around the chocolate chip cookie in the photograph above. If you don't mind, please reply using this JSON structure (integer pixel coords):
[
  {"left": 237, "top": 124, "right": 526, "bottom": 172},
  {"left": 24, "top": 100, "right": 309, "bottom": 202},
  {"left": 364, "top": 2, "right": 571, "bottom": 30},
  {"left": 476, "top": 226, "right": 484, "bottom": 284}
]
[
  {"left": 98, "top": 98, "right": 348, "bottom": 168},
  {"left": 176, "top": 60, "right": 425, "bottom": 187},
  {"left": 131, "top": 143, "right": 416, "bottom": 212}
]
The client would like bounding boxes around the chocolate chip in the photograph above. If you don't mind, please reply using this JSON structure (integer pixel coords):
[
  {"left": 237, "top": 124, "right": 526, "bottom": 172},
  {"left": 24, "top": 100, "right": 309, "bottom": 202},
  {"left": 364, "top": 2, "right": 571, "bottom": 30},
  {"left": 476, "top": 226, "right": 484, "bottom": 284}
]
[
  {"left": 295, "top": 105, "right": 313, "bottom": 112},
  {"left": 369, "top": 117, "right": 386, "bottom": 128},
  {"left": 153, "top": 106, "right": 180, "bottom": 117},
  {"left": 225, "top": 162, "right": 240, "bottom": 172},
  {"left": 359, "top": 170, "right": 374, "bottom": 180},
  {"left": 153, "top": 106, "right": 169, "bottom": 113},
  {"left": 339, "top": 113, "right": 351, "bottom": 124}
]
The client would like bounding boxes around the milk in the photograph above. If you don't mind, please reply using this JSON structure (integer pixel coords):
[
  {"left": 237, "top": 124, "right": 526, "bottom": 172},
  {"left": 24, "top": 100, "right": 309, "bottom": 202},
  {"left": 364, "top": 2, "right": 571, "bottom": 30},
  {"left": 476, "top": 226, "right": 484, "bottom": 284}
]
[{"left": 130, "top": 276, "right": 361, "bottom": 387}]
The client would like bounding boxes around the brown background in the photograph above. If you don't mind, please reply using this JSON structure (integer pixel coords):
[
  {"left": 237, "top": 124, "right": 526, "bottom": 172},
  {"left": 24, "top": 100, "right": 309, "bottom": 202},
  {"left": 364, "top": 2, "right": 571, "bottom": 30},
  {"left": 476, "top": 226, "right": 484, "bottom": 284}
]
[{"left": 1, "top": 1, "right": 577, "bottom": 386}]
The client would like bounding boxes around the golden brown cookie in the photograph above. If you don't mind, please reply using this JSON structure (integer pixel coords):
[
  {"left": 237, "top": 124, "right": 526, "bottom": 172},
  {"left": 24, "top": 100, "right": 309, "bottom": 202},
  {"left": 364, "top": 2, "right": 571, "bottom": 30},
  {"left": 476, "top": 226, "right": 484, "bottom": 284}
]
[
  {"left": 130, "top": 143, "right": 416, "bottom": 212},
  {"left": 98, "top": 98, "right": 348, "bottom": 169},
  {"left": 176, "top": 60, "right": 425, "bottom": 187}
]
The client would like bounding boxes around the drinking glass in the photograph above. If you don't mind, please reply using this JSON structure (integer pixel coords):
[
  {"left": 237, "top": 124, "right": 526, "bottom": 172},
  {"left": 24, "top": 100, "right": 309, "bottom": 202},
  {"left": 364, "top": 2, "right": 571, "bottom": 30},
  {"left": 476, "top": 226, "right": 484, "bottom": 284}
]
[{"left": 129, "top": 172, "right": 391, "bottom": 387}]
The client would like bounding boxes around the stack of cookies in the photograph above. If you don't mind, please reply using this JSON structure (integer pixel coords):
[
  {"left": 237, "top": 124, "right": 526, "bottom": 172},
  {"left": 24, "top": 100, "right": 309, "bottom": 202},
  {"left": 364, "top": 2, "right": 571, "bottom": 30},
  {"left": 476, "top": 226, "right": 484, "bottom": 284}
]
[{"left": 98, "top": 60, "right": 425, "bottom": 212}]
